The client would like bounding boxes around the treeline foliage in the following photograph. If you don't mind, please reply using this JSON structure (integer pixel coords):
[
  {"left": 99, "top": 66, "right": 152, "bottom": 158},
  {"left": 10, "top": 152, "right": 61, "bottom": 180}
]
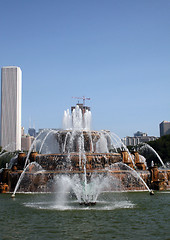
[
  {"left": 0, "top": 146, "right": 19, "bottom": 169},
  {"left": 0, "top": 152, "right": 13, "bottom": 169},
  {"left": 147, "top": 134, "right": 170, "bottom": 165},
  {"left": 126, "top": 135, "right": 170, "bottom": 167}
]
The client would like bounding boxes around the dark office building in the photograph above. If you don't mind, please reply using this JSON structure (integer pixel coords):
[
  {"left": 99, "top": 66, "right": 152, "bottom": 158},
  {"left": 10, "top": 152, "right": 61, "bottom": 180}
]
[
  {"left": 160, "top": 121, "right": 170, "bottom": 137},
  {"left": 28, "top": 128, "right": 36, "bottom": 137}
]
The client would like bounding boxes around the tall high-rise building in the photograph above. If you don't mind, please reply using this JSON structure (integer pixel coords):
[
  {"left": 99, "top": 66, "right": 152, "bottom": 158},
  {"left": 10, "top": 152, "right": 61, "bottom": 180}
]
[
  {"left": 160, "top": 121, "right": 170, "bottom": 137},
  {"left": 1, "top": 66, "right": 22, "bottom": 151}
]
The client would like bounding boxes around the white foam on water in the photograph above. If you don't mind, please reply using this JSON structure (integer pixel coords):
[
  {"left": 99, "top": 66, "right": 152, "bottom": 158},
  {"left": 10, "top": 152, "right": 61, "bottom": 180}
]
[
  {"left": 157, "top": 191, "right": 170, "bottom": 194},
  {"left": 23, "top": 200, "right": 135, "bottom": 211}
]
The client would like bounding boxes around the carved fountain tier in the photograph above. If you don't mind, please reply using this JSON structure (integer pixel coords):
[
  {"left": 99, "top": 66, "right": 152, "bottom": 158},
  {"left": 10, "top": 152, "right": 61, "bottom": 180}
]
[
  {"left": 30, "top": 129, "right": 122, "bottom": 171},
  {"left": 34, "top": 152, "right": 122, "bottom": 171},
  {"left": 56, "top": 130, "right": 101, "bottom": 153}
]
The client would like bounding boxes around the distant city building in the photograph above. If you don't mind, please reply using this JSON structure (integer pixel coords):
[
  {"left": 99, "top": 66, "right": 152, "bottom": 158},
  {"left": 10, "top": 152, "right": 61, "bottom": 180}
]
[
  {"left": 71, "top": 104, "right": 90, "bottom": 114},
  {"left": 160, "top": 121, "right": 170, "bottom": 137},
  {"left": 28, "top": 128, "right": 36, "bottom": 137},
  {"left": 134, "top": 131, "right": 147, "bottom": 137},
  {"left": 122, "top": 131, "right": 158, "bottom": 146},
  {"left": 0, "top": 66, "right": 22, "bottom": 151},
  {"left": 21, "top": 135, "right": 34, "bottom": 151},
  {"left": 21, "top": 127, "right": 25, "bottom": 136}
]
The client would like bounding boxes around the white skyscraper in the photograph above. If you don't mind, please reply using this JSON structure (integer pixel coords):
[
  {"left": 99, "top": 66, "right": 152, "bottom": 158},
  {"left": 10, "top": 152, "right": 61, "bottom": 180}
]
[{"left": 1, "top": 66, "right": 22, "bottom": 151}]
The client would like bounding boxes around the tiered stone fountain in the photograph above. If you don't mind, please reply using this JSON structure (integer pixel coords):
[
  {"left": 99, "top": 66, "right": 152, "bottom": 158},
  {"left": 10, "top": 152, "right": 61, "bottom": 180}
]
[{"left": 0, "top": 103, "right": 170, "bottom": 204}]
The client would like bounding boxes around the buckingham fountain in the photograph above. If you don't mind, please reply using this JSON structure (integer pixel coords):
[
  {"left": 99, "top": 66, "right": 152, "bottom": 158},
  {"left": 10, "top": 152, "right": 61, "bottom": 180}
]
[{"left": 0, "top": 103, "right": 170, "bottom": 204}]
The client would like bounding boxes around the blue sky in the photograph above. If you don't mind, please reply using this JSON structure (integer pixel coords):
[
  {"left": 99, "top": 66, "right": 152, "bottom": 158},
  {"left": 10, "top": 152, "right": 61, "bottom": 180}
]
[{"left": 0, "top": 0, "right": 170, "bottom": 138}]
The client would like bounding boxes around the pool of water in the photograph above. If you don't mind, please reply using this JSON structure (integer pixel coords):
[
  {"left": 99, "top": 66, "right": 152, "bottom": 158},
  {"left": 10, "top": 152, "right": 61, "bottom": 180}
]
[{"left": 0, "top": 191, "right": 169, "bottom": 239}]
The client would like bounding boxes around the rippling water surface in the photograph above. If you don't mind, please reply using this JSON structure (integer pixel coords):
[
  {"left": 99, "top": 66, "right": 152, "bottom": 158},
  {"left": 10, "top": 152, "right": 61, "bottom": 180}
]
[{"left": 0, "top": 191, "right": 169, "bottom": 240}]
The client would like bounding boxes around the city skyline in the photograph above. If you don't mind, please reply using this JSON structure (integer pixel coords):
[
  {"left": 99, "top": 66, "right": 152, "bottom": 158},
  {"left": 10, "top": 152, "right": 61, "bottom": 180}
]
[{"left": 0, "top": 1, "right": 170, "bottom": 138}]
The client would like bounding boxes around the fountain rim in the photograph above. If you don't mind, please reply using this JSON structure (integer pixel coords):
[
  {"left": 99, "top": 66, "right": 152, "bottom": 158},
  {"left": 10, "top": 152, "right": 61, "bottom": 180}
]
[{"left": 36, "top": 152, "right": 121, "bottom": 157}]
